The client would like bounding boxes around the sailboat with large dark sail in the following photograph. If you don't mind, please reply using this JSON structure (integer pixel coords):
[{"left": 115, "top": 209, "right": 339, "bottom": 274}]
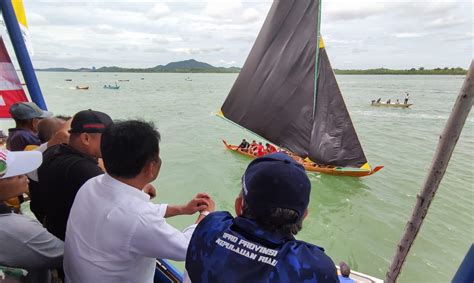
[{"left": 218, "top": 0, "right": 383, "bottom": 177}]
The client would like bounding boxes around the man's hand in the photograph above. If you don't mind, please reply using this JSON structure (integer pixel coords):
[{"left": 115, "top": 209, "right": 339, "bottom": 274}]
[
  {"left": 181, "top": 193, "right": 213, "bottom": 215},
  {"left": 143, "top": 184, "right": 157, "bottom": 199},
  {"left": 165, "top": 193, "right": 215, "bottom": 218}
]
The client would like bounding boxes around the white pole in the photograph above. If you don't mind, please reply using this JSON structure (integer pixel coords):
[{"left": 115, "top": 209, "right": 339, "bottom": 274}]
[{"left": 385, "top": 60, "right": 474, "bottom": 283}]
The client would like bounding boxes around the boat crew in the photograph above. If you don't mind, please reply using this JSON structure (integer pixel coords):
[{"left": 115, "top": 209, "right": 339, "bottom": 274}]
[
  {"left": 265, "top": 143, "right": 277, "bottom": 153},
  {"left": 237, "top": 139, "right": 250, "bottom": 152},
  {"left": 404, "top": 92, "right": 410, "bottom": 104},
  {"left": 185, "top": 153, "right": 338, "bottom": 283}
]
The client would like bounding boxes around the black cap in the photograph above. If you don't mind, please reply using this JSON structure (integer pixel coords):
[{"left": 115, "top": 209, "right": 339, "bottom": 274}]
[{"left": 69, "top": 110, "right": 112, "bottom": 133}]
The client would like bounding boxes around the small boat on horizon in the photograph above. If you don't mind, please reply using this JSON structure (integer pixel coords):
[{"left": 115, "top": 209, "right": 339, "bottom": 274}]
[
  {"left": 75, "top": 85, "right": 89, "bottom": 90},
  {"left": 117, "top": 79, "right": 129, "bottom": 82},
  {"left": 371, "top": 102, "right": 413, "bottom": 108},
  {"left": 65, "top": 79, "right": 72, "bottom": 81},
  {"left": 103, "top": 83, "right": 120, "bottom": 90}
]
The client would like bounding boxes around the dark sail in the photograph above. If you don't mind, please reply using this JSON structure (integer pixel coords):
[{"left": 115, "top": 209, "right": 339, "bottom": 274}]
[
  {"left": 308, "top": 48, "right": 368, "bottom": 167},
  {"left": 221, "top": 0, "right": 368, "bottom": 168},
  {"left": 221, "top": 0, "right": 318, "bottom": 157}
]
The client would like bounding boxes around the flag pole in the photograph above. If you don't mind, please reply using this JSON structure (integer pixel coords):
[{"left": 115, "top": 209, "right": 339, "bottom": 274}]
[{"left": 0, "top": 0, "right": 47, "bottom": 110}]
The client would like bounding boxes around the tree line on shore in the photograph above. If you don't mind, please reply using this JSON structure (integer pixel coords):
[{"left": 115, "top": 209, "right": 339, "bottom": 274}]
[{"left": 334, "top": 67, "right": 466, "bottom": 75}]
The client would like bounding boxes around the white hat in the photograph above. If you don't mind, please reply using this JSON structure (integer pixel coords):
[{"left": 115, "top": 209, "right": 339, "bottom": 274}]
[{"left": 0, "top": 149, "right": 42, "bottom": 179}]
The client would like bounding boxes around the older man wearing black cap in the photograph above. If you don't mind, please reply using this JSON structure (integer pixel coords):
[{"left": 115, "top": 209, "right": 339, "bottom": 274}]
[
  {"left": 37, "top": 109, "right": 112, "bottom": 240},
  {"left": 7, "top": 102, "right": 52, "bottom": 151},
  {"left": 185, "top": 152, "right": 339, "bottom": 283}
]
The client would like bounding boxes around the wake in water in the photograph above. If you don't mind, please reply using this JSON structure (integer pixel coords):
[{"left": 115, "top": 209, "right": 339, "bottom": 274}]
[{"left": 354, "top": 110, "right": 474, "bottom": 123}]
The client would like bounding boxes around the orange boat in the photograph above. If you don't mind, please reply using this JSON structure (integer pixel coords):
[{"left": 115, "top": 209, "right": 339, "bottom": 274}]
[{"left": 223, "top": 140, "right": 383, "bottom": 177}]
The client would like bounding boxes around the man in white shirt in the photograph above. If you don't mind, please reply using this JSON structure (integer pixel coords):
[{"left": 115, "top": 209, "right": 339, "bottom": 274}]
[{"left": 64, "top": 120, "right": 215, "bottom": 282}]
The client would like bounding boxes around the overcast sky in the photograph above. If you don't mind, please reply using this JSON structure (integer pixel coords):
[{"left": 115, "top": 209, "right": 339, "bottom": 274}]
[{"left": 1, "top": 0, "right": 472, "bottom": 69}]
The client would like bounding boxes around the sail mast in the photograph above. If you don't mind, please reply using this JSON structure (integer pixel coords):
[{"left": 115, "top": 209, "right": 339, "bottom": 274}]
[{"left": 312, "top": 0, "right": 322, "bottom": 118}]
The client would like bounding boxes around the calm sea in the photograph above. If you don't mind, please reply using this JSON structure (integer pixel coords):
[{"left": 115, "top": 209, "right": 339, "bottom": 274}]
[{"left": 7, "top": 72, "right": 473, "bottom": 283}]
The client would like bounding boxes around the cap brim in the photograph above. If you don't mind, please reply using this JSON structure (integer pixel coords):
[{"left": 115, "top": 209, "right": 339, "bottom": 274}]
[
  {"left": 39, "top": 110, "right": 53, "bottom": 118},
  {"left": 2, "top": 151, "right": 42, "bottom": 179}
]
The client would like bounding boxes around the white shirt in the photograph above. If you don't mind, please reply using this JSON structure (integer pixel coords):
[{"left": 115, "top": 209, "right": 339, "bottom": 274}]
[{"left": 64, "top": 174, "right": 196, "bottom": 283}]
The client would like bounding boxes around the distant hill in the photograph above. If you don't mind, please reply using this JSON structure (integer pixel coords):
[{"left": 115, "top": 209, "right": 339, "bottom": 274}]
[
  {"left": 37, "top": 59, "right": 240, "bottom": 73},
  {"left": 36, "top": 61, "right": 467, "bottom": 75},
  {"left": 162, "top": 59, "right": 214, "bottom": 70}
]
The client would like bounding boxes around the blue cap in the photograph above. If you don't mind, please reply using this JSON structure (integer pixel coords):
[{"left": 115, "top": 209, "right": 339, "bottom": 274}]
[{"left": 242, "top": 152, "right": 311, "bottom": 221}]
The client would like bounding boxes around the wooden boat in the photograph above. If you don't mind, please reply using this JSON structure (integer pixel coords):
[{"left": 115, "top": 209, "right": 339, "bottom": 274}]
[
  {"left": 372, "top": 102, "right": 413, "bottom": 108},
  {"left": 218, "top": 0, "right": 382, "bottom": 177},
  {"left": 118, "top": 79, "right": 129, "bottom": 82},
  {"left": 103, "top": 84, "right": 120, "bottom": 90},
  {"left": 223, "top": 140, "right": 383, "bottom": 177},
  {"left": 75, "top": 85, "right": 89, "bottom": 90}
]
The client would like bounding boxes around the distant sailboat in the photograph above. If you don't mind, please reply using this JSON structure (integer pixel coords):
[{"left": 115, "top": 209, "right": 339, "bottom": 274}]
[{"left": 218, "top": 0, "right": 382, "bottom": 177}]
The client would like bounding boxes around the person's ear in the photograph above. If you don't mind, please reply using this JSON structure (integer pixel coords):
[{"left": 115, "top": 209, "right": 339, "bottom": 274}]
[
  {"left": 235, "top": 195, "right": 243, "bottom": 216},
  {"left": 142, "top": 160, "right": 155, "bottom": 179},
  {"left": 80, "top": 133, "right": 90, "bottom": 145},
  {"left": 302, "top": 208, "right": 309, "bottom": 220}
]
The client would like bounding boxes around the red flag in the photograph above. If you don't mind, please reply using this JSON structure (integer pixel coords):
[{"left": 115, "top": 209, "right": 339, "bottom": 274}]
[{"left": 0, "top": 38, "right": 28, "bottom": 118}]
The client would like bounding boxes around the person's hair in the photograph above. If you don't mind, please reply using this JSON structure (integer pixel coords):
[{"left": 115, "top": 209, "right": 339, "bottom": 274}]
[
  {"left": 101, "top": 120, "right": 160, "bottom": 178},
  {"left": 241, "top": 191, "right": 303, "bottom": 237},
  {"left": 13, "top": 118, "right": 31, "bottom": 127},
  {"left": 37, "top": 117, "right": 64, "bottom": 143},
  {"left": 339, "top": 262, "right": 351, "bottom": 277},
  {"left": 55, "top": 115, "right": 72, "bottom": 121}
]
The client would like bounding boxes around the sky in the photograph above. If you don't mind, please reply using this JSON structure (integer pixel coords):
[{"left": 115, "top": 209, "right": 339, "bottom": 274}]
[{"left": 1, "top": 0, "right": 472, "bottom": 69}]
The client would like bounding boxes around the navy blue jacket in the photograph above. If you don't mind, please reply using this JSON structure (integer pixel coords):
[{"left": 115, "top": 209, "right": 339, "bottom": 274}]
[{"left": 186, "top": 211, "right": 339, "bottom": 283}]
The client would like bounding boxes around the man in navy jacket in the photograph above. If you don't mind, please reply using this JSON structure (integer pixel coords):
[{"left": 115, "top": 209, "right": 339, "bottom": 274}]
[{"left": 186, "top": 152, "right": 339, "bottom": 283}]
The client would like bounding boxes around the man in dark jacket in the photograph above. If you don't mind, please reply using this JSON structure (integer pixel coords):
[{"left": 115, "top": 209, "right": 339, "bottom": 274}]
[
  {"left": 37, "top": 109, "right": 112, "bottom": 240},
  {"left": 186, "top": 153, "right": 339, "bottom": 283},
  {"left": 7, "top": 102, "right": 52, "bottom": 151}
]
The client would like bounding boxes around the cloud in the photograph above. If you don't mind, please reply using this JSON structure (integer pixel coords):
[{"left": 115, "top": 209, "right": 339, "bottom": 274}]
[
  {"left": 241, "top": 8, "right": 260, "bottom": 23},
  {"left": 11, "top": 0, "right": 470, "bottom": 69},
  {"left": 147, "top": 3, "right": 171, "bottom": 19},
  {"left": 425, "top": 16, "right": 466, "bottom": 29},
  {"left": 204, "top": 0, "right": 243, "bottom": 19},
  {"left": 27, "top": 12, "right": 49, "bottom": 26},
  {"left": 325, "top": 3, "right": 387, "bottom": 21},
  {"left": 394, "top": 33, "right": 426, "bottom": 39},
  {"left": 219, "top": 59, "right": 236, "bottom": 65},
  {"left": 168, "top": 47, "right": 224, "bottom": 55}
]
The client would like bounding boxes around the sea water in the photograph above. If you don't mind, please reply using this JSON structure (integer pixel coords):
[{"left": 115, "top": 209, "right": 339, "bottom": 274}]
[{"left": 7, "top": 72, "right": 473, "bottom": 283}]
